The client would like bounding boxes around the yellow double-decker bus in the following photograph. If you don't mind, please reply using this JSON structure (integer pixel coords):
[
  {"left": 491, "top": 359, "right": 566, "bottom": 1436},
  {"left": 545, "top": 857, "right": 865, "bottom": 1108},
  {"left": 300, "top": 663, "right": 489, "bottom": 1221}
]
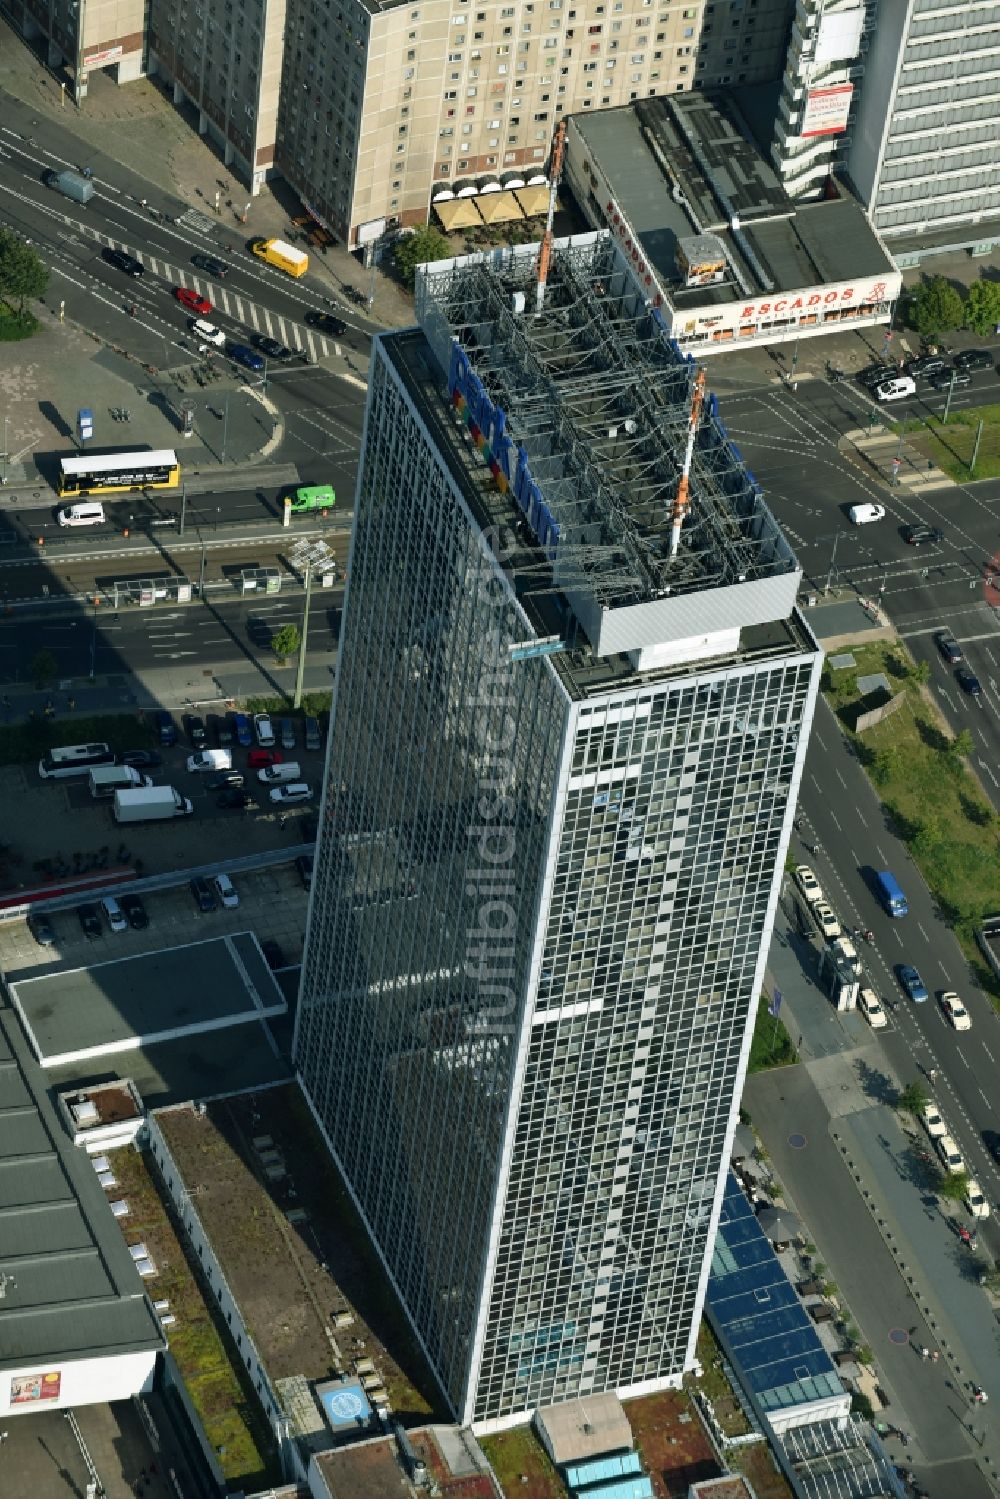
[{"left": 57, "top": 450, "right": 181, "bottom": 496}]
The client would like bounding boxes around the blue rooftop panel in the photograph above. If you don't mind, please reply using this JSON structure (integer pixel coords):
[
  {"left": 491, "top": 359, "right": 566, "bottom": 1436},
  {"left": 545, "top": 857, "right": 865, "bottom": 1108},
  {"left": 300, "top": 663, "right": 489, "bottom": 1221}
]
[
  {"left": 573, "top": 1479, "right": 653, "bottom": 1499},
  {"left": 565, "top": 1452, "right": 642, "bottom": 1487},
  {"left": 706, "top": 1173, "right": 844, "bottom": 1413}
]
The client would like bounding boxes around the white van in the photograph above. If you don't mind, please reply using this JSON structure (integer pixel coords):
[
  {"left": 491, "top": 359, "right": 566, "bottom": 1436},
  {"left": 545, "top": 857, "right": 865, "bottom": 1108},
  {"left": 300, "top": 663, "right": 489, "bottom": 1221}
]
[
  {"left": 257, "top": 761, "right": 301, "bottom": 784},
  {"left": 874, "top": 376, "right": 916, "bottom": 402},
  {"left": 849, "top": 503, "right": 886, "bottom": 526},
  {"left": 186, "top": 749, "right": 232, "bottom": 772},
  {"left": 57, "top": 502, "right": 106, "bottom": 527}
]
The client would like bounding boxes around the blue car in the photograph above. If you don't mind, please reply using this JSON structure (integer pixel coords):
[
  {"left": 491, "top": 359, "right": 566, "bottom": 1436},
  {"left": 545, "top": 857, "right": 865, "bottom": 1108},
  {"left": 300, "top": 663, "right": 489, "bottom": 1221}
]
[
  {"left": 897, "top": 964, "right": 928, "bottom": 1003},
  {"left": 232, "top": 711, "right": 252, "bottom": 747},
  {"left": 228, "top": 342, "right": 264, "bottom": 373}
]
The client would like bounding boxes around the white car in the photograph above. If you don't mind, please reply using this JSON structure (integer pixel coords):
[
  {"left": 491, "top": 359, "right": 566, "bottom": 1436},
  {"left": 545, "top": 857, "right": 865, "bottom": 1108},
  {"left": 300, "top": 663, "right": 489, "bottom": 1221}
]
[
  {"left": 964, "top": 1179, "right": 990, "bottom": 1220},
  {"left": 795, "top": 865, "right": 824, "bottom": 905},
  {"left": 100, "top": 896, "right": 129, "bottom": 934},
  {"left": 939, "top": 991, "right": 971, "bottom": 1032},
  {"left": 189, "top": 317, "right": 226, "bottom": 348},
  {"left": 186, "top": 749, "right": 232, "bottom": 773},
  {"left": 813, "top": 901, "right": 841, "bottom": 939},
  {"left": 212, "top": 873, "right": 239, "bottom": 909},
  {"left": 269, "top": 782, "right": 313, "bottom": 804},
  {"left": 254, "top": 713, "right": 275, "bottom": 747},
  {"left": 858, "top": 986, "right": 887, "bottom": 1030},
  {"left": 921, "top": 1101, "right": 946, "bottom": 1139},
  {"left": 935, "top": 1134, "right": 966, "bottom": 1176}
]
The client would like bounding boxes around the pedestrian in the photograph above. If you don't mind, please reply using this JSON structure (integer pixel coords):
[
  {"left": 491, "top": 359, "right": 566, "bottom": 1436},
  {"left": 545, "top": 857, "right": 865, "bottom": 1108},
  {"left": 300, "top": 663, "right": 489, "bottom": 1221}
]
[
  {"left": 928, "top": 1067, "right": 939, "bottom": 1083},
  {"left": 931, "top": 1350, "right": 939, "bottom": 1364},
  {"left": 278, "top": 815, "right": 286, "bottom": 829}
]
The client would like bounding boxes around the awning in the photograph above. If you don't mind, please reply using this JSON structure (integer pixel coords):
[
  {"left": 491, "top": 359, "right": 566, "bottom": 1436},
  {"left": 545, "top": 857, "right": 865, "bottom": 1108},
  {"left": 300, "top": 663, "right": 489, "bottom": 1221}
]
[
  {"left": 515, "top": 184, "right": 551, "bottom": 217},
  {"left": 478, "top": 178, "right": 503, "bottom": 194},
  {"left": 477, "top": 190, "right": 524, "bottom": 225},
  {"left": 435, "top": 197, "right": 484, "bottom": 231},
  {"left": 431, "top": 188, "right": 455, "bottom": 202}
]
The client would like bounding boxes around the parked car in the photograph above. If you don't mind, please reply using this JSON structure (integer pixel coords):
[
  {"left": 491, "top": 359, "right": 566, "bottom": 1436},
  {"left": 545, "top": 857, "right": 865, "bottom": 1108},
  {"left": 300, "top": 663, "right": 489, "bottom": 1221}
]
[
  {"left": 859, "top": 364, "right": 898, "bottom": 389},
  {"left": 279, "top": 718, "right": 297, "bottom": 750},
  {"left": 304, "top": 716, "right": 322, "bottom": 751},
  {"left": 191, "top": 252, "right": 229, "bottom": 278},
  {"left": 295, "top": 854, "right": 313, "bottom": 890},
  {"left": 254, "top": 713, "right": 275, "bottom": 747},
  {"left": 77, "top": 904, "right": 102, "bottom": 939},
  {"left": 922, "top": 1101, "right": 946, "bottom": 1138},
  {"left": 187, "top": 749, "right": 232, "bottom": 773},
  {"left": 983, "top": 1130, "right": 1000, "bottom": 1164},
  {"left": 26, "top": 911, "right": 56, "bottom": 946},
  {"left": 261, "top": 939, "right": 285, "bottom": 969},
  {"left": 928, "top": 368, "right": 971, "bottom": 391},
  {"left": 207, "top": 771, "right": 245, "bottom": 790},
  {"left": 213, "top": 873, "right": 240, "bottom": 909},
  {"left": 120, "top": 894, "right": 148, "bottom": 930},
  {"left": 902, "top": 524, "right": 942, "bottom": 546},
  {"left": 935, "top": 1134, "right": 966, "bottom": 1176},
  {"left": 858, "top": 987, "right": 887, "bottom": 1030},
  {"left": 812, "top": 901, "right": 841, "bottom": 939},
  {"left": 174, "top": 286, "right": 212, "bottom": 315},
  {"left": 232, "top": 712, "right": 253, "bottom": 747},
  {"left": 964, "top": 1179, "right": 990, "bottom": 1219},
  {"left": 795, "top": 865, "right": 824, "bottom": 904},
  {"left": 185, "top": 714, "right": 207, "bottom": 749},
  {"left": 103, "top": 246, "right": 145, "bottom": 278},
  {"left": 905, "top": 354, "right": 946, "bottom": 378},
  {"left": 210, "top": 713, "right": 234, "bottom": 747},
  {"left": 305, "top": 309, "right": 347, "bottom": 335},
  {"left": 217, "top": 788, "right": 255, "bottom": 810},
  {"left": 956, "top": 666, "right": 982, "bottom": 700},
  {"left": 119, "top": 749, "right": 162, "bottom": 768},
  {"left": 247, "top": 748, "right": 283, "bottom": 769},
  {"left": 934, "top": 629, "right": 963, "bottom": 664},
  {"left": 190, "top": 876, "right": 218, "bottom": 913},
  {"left": 269, "top": 783, "right": 313, "bottom": 804},
  {"left": 154, "top": 710, "right": 177, "bottom": 747},
  {"left": 101, "top": 896, "right": 128, "bottom": 933},
  {"left": 897, "top": 963, "right": 928, "bottom": 1002},
  {"left": 953, "top": 349, "right": 993, "bottom": 371},
  {"left": 939, "top": 990, "right": 971, "bottom": 1031}
]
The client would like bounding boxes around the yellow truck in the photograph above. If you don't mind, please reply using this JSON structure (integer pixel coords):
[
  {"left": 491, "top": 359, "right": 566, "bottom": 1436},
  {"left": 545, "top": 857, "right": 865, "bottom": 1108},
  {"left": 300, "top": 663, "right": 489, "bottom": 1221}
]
[{"left": 250, "top": 237, "right": 309, "bottom": 278}]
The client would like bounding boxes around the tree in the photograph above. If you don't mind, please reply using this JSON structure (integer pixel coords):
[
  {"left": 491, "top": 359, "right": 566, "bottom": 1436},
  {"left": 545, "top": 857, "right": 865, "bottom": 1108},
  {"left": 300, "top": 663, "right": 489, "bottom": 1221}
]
[
  {"left": 935, "top": 1170, "right": 969, "bottom": 1203},
  {"left": 895, "top": 1080, "right": 928, "bottom": 1117},
  {"left": 394, "top": 225, "right": 453, "bottom": 291},
  {"left": 271, "top": 623, "right": 301, "bottom": 663},
  {"left": 30, "top": 649, "right": 57, "bottom": 689},
  {"left": 963, "top": 280, "right": 1000, "bottom": 337},
  {"left": 908, "top": 276, "right": 964, "bottom": 340},
  {"left": 911, "top": 659, "right": 931, "bottom": 687},
  {"left": 947, "top": 728, "right": 974, "bottom": 765},
  {"left": 0, "top": 228, "right": 48, "bottom": 317}
]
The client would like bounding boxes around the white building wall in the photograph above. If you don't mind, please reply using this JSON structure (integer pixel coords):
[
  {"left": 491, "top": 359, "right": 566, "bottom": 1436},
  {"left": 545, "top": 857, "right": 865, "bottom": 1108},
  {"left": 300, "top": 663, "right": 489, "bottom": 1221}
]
[{"left": 0, "top": 1349, "right": 156, "bottom": 1417}]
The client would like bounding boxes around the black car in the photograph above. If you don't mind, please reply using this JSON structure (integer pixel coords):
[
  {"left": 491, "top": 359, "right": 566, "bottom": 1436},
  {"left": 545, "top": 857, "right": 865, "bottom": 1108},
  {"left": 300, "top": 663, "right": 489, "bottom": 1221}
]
[
  {"left": 905, "top": 354, "right": 946, "bottom": 379},
  {"left": 261, "top": 939, "right": 285, "bottom": 970},
  {"left": 934, "top": 628, "right": 963, "bottom": 664},
  {"left": 154, "top": 710, "right": 178, "bottom": 747},
  {"left": 119, "top": 894, "right": 149, "bottom": 930},
  {"left": 185, "top": 714, "right": 208, "bottom": 749},
  {"left": 27, "top": 911, "right": 56, "bottom": 946},
  {"left": 928, "top": 369, "right": 971, "bottom": 391},
  {"left": 295, "top": 854, "right": 313, "bottom": 890},
  {"left": 305, "top": 310, "right": 347, "bottom": 336},
  {"left": 209, "top": 712, "right": 234, "bottom": 747},
  {"left": 190, "top": 876, "right": 218, "bottom": 913},
  {"left": 119, "top": 749, "right": 163, "bottom": 768},
  {"left": 251, "top": 334, "right": 293, "bottom": 359},
  {"left": 956, "top": 666, "right": 982, "bottom": 700},
  {"left": 77, "top": 904, "right": 102, "bottom": 939},
  {"left": 901, "top": 523, "right": 943, "bottom": 546},
  {"left": 191, "top": 252, "right": 229, "bottom": 278},
  {"left": 859, "top": 364, "right": 898, "bottom": 389},
  {"left": 954, "top": 349, "right": 993, "bottom": 371},
  {"left": 983, "top": 1130, "right": 1000, "bottom": 1164},
  {"left": 207, "top": 770, "right": 245, "bottom": 790},
  {"left": 217, "top": 788, "right": 255, "bottom": 809},
  {"left": 102, "top": 246, "right": 144, "bottom": 278}
]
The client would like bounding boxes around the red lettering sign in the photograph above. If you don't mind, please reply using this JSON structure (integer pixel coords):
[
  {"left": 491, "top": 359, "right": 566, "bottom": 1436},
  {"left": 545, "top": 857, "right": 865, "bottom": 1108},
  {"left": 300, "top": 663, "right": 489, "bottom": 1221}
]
[{"left": 773, "top": 299, "right": 787, "bottom": 313}]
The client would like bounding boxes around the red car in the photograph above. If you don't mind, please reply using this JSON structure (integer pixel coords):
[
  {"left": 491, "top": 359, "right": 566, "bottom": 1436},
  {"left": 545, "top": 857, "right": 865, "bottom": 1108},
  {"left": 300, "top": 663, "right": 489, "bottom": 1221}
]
[
  {"left": 174, "top": 286, "right": 213, "bottom": 315},
  {"left": 247, "top": 748, "right": 283, "bottom": 769}
]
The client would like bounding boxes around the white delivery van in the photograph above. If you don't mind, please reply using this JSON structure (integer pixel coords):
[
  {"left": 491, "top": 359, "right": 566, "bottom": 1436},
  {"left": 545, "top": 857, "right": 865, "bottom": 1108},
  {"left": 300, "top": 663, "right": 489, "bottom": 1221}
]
[
  {"left": 257, "top": 762, "right": 301, "bottom": 784},
  {"left": 874, "top": 376, "right": 916, "bottom": 402},
  {"left": 186, "top": 749, "right": 232, "bottom": 772},
  {"left": 57, "top": 502, "right": 106, "bottom": 527},
  {"left": 849, "top": 503, "right": 886, "bottom": 526}
]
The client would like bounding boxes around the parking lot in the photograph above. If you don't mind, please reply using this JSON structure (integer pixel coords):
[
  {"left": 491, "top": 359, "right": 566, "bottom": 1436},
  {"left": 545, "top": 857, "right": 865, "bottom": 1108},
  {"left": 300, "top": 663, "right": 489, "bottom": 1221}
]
[{"left": 1, "top": 857, "right": 311, "bottom": 978}]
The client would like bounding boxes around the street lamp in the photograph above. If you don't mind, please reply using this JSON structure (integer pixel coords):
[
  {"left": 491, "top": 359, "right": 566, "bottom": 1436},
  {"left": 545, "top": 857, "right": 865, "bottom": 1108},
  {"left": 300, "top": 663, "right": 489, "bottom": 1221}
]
[{"left": 288, "top": 539, "right": 336, "bottom": 709}]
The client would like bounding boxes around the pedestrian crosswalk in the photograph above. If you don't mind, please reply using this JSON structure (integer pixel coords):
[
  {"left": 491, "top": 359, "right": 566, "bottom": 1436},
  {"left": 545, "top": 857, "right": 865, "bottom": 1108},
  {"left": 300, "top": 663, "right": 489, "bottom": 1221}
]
[{"left": 91, "top": 228, "right": 343, "bottom": 363}]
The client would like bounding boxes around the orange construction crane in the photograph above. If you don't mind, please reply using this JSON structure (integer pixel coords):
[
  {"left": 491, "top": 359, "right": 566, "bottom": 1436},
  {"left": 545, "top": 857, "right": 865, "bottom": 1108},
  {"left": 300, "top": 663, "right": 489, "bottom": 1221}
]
[
  {"left": 669, "top": 368, "right": 706, "bottom": 557},
  {"left": 535, "top": 120, "right": 567, "bottom": 314}
]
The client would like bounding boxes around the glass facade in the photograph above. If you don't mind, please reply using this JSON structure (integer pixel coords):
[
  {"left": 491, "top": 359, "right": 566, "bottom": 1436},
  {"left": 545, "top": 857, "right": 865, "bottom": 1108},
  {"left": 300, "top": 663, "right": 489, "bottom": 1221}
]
[{"left": 295, "top": 333, "right": 820, "bottom": 1426}]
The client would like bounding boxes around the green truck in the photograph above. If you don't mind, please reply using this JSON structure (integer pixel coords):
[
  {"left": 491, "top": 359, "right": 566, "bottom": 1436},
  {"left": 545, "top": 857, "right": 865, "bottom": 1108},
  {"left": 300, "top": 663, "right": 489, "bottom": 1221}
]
[{"left": 290, "top": 485, "right": 335, "bottom": 514}]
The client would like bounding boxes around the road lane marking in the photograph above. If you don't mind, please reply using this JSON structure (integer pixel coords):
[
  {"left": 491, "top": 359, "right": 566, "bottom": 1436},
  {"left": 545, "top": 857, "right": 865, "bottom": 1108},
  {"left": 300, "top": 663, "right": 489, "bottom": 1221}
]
[
  {"left": 917, "top": 921, "right": 930, "bottom": 941},
  {"left": 834, "top": 767, "right": 847, "bottom": 788}
]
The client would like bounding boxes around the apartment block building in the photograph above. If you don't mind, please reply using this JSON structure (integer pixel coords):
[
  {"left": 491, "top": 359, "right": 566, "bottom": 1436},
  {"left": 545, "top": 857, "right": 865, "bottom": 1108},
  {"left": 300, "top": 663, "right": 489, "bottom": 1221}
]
[
  {"left": 2, "top": 0, "right": 146, "bottom": 100},
  {"left": 293, "top": 233, "right": 822, "bottom": 1424}
]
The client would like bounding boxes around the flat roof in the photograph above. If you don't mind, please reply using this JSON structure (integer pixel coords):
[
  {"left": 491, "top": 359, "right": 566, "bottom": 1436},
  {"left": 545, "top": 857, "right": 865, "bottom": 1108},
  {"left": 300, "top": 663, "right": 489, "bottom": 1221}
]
[
  {"left": 536, "top": 1391, "right": 634, "bottom": 1465},
  {"left": 10, "top": 934, "right": 286, "bottom": 1067},
  {"left": 568, "top": 95, "right": 895, "bottom": 305},
  {"left": 706, "top": 1174, "right": 844, "bottom": 1415},
  {"left": 0, "top": 1004, "right": 165, "bottom": 1371}
]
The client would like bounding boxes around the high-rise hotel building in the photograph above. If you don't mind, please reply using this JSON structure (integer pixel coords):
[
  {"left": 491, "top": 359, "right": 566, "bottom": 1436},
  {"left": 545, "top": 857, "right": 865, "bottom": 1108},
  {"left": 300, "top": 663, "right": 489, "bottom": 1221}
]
[{"left": 294, "top": 233, "right": 822, "bottom": 1425}]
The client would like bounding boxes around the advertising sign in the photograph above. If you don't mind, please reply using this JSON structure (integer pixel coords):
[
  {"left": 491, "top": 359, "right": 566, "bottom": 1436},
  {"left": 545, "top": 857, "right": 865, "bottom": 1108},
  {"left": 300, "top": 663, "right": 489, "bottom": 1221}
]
[
  {"left": 11, "top": 1370, "right": 61, "bottom": 1404},
  {"left": 801, "top": 85, "right": 854, "bottom": 139},
  {"left": 82, "top": 45, "right": 123, "bottom": 68}
]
